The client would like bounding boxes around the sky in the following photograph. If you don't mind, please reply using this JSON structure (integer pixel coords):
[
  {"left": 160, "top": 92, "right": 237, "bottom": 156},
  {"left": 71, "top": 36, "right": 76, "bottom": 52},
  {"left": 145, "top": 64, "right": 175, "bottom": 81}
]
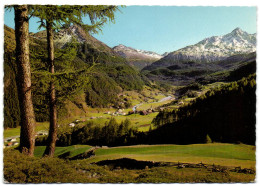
[{"left": 4, "top": 6, "right": 257, "bottom": 55}]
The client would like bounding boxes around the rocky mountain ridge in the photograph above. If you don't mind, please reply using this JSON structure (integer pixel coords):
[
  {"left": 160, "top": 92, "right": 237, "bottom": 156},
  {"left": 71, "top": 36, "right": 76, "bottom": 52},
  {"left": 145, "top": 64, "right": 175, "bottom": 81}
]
[
  {"left": 163, "top": 28, "right": 256, "bottom": 63},
  {"left": 113, "top": 44, "right": 163, "bottom": 61},
  {"left": 32, "top": 25, "right": 115, "bottom": 55}
]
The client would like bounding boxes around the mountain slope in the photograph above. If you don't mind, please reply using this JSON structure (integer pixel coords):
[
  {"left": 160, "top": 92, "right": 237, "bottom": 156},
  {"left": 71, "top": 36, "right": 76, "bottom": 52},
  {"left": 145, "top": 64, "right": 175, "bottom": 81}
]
[
  {"left": 143, "top": 28, "right": 256, "bottom": 73},
  {"left": 143, "top": 52, "right": 256, "bottom": 86},
  {"left": 4, "top": 25, "right": 146, "bottom": 127},
  {"left": 113, "top": 44, "right": 163, "bottom": 70},
  {"left": 163, "top": 28, "right": 256, "bottom": 63},
  {"left": 32, "top": 25, "right": 115, "bottom": 55},
  {"left": 149, "top": 74, "right": 256, "bottom": 145},
  {"left": 113, "top": 44, "right": 163, "bottom": 60},
  {"left": 142, "top": 28, "right": 256, "bottom": 86}
]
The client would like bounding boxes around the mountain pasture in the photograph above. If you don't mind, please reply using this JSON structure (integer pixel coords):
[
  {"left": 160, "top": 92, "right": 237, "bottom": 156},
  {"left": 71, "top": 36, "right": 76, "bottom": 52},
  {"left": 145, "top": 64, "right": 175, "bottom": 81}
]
[{"left": 4, "top": 143, "right": 255, "bottom": 183}]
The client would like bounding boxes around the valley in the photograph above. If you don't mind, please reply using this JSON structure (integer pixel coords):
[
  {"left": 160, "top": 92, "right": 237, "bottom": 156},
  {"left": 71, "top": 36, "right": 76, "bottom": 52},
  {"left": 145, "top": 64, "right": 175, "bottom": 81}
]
[{"left": 3, "top": 6, "right": 256, "bottom": 183}]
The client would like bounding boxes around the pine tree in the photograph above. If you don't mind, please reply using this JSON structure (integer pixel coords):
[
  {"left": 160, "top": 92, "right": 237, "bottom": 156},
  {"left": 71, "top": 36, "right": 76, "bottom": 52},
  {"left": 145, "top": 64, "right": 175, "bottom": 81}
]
[
  {"left": 31, "top": 5, "right": 121, "bottom": 157},
  {"left": 14, "top": 5, "right": 36, "bottom": 156}
]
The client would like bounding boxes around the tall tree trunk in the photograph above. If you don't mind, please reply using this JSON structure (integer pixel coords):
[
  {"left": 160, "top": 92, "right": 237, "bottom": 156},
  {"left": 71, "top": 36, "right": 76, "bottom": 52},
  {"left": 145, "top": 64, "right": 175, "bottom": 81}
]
[
  {"left": 44, "top": 21, "right": 57, "bottom": 157},
  {"left": 14, "top": 5, "right": 36, "bottom": 156}
]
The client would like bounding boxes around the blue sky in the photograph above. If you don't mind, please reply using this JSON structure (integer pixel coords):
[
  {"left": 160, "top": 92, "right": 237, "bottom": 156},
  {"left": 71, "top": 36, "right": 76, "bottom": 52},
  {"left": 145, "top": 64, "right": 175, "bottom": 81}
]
[{"left": 4, "top": 6, "right": 257, "bottom": 54}]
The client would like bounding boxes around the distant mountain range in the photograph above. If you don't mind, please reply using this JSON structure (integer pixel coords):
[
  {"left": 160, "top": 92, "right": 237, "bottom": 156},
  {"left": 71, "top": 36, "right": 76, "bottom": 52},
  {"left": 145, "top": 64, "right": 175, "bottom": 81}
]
[
  {"left": 143, "top": 28, "right": 256, "bottom": 72},
  {"left": 50, "top": 26, "right": 256, "bottom": 86},
  {"left": 31, "top": 26, "right": 257, "bottom": 67},
  {"left": 140, "top": 28, "right": 256, "bottom": 86},
  {"left": 110, "top": 28, "right": 256, "bottom": 70},
  {"left": 163, "top": 27, "right": 256, "bottom": 63}
]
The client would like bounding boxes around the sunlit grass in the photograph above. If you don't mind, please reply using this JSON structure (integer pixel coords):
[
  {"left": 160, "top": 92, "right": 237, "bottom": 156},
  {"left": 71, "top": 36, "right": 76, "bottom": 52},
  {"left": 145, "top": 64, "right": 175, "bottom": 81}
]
[
  {"left": 4, "top": 122, "right": 49, "bottom": 139},
  {"left": 4, "top": 147, "right": 255, "bottom": 183},
  {"left": 34, "top": 145, "right": 92, "bottom": 158},
  {"left": 32, "top": 143, "right": 256, "bottom": 169},
  {"left": 88, "top": 143, "right": 255, "bottom": 168}
]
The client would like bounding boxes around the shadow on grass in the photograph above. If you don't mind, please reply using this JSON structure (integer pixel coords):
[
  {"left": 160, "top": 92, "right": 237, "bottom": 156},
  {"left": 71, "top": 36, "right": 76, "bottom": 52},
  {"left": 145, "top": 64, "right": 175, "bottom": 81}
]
[{"left": 95, "top": 158, "right": 164, "bottom": 170}]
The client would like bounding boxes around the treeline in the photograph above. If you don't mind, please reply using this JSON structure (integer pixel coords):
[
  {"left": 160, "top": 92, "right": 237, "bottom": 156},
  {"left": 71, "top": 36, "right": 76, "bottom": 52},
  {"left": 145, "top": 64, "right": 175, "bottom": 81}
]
[
  {"left": 36, "top": 118, "right": 142, "bottom": 146},
  {"left": 150, "top": 74, "right": 256, "bottom": 145}
]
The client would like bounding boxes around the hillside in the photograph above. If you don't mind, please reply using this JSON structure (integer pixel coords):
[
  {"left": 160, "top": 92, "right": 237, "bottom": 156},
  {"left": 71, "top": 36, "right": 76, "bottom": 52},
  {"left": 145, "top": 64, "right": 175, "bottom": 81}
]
[
  {"left": 4, "top": 25, "right": 147, "bottom": 127},
  {"left": 150, "top": 74, "right": 256, "bottom": 145},
  {"left": 142, "top": 52, "right": 256, "bottom": 86}
]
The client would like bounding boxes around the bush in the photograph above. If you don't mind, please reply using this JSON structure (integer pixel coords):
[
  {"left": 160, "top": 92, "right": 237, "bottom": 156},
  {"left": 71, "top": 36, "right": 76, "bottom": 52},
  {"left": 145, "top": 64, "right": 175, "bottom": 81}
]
[{"left": 3, "top": 149, "right": 94, "bottom": 183}]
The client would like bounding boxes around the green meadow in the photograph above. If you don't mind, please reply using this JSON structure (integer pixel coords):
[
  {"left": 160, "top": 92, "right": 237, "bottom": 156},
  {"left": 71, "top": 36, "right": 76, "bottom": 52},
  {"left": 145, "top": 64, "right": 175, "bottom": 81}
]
[{"left": 34, "top": 143, "right": 255, "bottom": 169}]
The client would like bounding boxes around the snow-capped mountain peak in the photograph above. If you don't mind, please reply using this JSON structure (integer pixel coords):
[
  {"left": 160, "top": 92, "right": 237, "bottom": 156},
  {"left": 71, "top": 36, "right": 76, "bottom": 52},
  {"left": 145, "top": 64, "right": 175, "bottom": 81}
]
[
  {"left": 113, "top": 44, "right": 163, "bottom": 60},
  {"left": 231, "top": 27, "right": 243, "bottom": 34},
  {"left": 164, "top": 28, "right": 256, "bottom": 62}
]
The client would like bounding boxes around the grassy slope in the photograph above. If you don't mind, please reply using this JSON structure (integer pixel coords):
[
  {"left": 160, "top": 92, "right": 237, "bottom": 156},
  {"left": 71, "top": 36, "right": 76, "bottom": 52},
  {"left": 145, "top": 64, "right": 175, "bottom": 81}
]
[
  {"left": 89, "top": 143, "right": 255, "bottom": 168},
  {"left": 33, "top": 143, "right": 255, "bottom": 169},
  {"left": 4, "top": 147, "right": 255, "bottom": 183},
  {"left": 34, "top": 145, "right": 92, "bottom": 158},
  {"left": 83, "top": 112, "right": 158, "bottom": 131}
]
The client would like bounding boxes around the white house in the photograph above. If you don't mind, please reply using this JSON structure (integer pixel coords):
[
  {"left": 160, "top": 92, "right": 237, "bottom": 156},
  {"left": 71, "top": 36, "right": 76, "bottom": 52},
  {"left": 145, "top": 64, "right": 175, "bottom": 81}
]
[{"left": 69, "top": 123, "right": 75, "bottom": 127}]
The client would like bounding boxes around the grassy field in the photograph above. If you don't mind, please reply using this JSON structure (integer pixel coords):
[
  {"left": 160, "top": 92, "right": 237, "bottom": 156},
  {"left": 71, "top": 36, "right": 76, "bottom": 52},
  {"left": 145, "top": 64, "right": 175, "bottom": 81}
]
[
  {"left": 4, "top": 147, "right": 255, "bottom": 183},
  {"left": 34, "top": 145, "right": 92, "bottom": 158},
  {"left": 4, "top": 143, "right": 256, "bottom": 183},
  {"left": 4, "top": 122, "right": 50, "bottom": 139},
  {"left": 88, "top": 143, "right": 255, "bottom": 169},
  {"left": 68, "top": 112, "right": 158, "bottom": 132},
  {"left": 34, "top": 143, "right": 255, "bottom": 169}
]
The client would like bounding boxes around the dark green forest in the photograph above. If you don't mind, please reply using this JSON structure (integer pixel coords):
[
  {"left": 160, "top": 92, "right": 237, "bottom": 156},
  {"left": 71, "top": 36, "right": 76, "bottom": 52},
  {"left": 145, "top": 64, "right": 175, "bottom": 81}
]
[{"left": 150, "top": 74, "right": 256, "bottom": 145}]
